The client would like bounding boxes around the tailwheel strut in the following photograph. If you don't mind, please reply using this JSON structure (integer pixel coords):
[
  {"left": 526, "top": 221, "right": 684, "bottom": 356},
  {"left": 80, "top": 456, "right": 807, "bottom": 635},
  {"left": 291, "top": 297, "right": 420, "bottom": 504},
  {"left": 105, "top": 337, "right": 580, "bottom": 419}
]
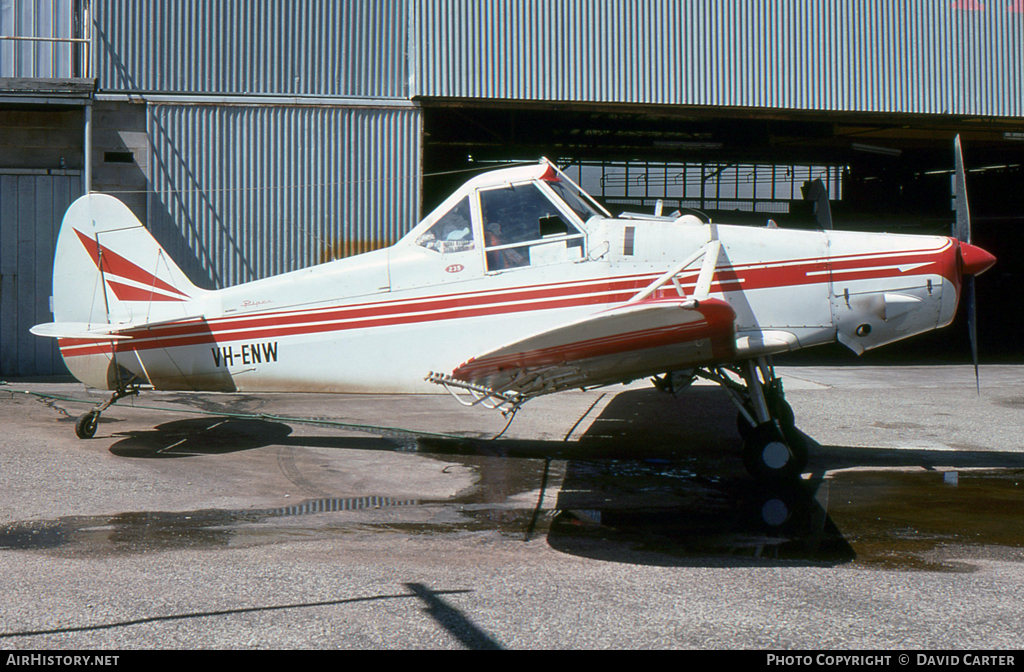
[
  {"left": 74, "top": 379, "right": 141, "bottom": 439},
  {"left": 696, "top": 358, "right": 808, "bottom": 481}
]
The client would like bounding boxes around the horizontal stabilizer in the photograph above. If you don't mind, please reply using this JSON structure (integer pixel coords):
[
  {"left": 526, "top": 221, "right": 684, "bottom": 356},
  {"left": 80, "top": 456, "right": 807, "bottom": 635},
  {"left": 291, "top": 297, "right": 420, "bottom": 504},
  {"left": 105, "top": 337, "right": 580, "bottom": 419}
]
[
  {"left": 30, "top": 322, "right": 133, "bottom": 340},
  {"left": 31, "top": 314, "right": 205, "bottom": 341}
]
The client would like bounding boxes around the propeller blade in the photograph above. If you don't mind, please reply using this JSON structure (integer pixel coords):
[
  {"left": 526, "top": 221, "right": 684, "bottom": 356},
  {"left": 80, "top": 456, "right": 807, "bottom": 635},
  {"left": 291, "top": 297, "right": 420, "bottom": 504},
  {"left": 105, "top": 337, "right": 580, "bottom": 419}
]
[
  {"left": 965, "top": 274, "right": 980, "bottom": 394},
  {"left": 954, "top": 134, "right": 971, "bottom": 243},
  {"left": 803, "top": 178, "right": 833, "bottom": 230},
  {"left": 955, "top": 136, "right": 983, "bottom": 393}
]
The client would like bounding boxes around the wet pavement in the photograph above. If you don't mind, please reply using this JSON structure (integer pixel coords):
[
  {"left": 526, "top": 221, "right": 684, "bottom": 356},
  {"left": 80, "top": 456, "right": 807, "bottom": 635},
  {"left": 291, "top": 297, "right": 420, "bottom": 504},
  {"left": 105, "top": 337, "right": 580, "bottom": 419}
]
[
  {"left": 0, "top": 365, "right": 1022, "bottom": 648},
  {"left": 1, "top": 455, "right": 1020, "bottom": 573}
]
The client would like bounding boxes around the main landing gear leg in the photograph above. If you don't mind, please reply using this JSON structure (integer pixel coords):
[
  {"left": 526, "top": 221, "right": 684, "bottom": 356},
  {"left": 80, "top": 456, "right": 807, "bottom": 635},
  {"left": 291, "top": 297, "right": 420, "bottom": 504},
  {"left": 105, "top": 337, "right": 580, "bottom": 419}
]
[
  {"left": 697, "top": 358, "right": 808, "bottom": 481},
  {"left": 74, "top": 381, "right": 140, "bottom": 439}
]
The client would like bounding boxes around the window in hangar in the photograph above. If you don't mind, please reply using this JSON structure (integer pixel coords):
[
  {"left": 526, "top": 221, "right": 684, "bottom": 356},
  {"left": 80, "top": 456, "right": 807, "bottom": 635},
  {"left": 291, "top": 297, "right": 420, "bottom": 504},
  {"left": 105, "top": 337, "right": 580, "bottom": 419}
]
[{"left": 557, "top": 160, "right": 848, "bottom": 215}]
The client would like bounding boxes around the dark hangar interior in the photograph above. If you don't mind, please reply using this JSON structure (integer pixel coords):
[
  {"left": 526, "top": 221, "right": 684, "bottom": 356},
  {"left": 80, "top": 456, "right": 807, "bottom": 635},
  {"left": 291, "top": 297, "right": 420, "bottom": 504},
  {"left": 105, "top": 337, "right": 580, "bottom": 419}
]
[{"left": 422, "top": 104, "right": 1023, "bottom": 362}]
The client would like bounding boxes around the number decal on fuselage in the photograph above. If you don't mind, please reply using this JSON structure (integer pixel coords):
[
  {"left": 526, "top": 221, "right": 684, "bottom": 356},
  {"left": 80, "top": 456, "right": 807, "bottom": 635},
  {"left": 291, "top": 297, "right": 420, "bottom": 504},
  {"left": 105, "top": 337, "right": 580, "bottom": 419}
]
[{"left": 211, "top": 342, "right": 278, "bottom": 367}]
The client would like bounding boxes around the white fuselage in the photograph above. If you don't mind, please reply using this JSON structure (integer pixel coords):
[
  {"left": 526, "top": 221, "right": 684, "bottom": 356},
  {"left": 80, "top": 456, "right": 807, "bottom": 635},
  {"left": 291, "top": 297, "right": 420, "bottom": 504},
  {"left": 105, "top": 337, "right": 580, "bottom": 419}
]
[
  {"left": 60, "top": 221, "right": 960, "bottom": 393},
  {"left": 55, "top": 163, "right": 963, "bottom": 393}
]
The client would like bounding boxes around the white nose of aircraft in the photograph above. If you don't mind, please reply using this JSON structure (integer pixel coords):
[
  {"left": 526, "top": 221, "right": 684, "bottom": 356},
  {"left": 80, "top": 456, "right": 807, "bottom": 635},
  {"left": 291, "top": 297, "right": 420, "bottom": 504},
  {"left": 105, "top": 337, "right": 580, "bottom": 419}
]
[{"left": 828, "top": 233, "right": 996, "bottom": 357}]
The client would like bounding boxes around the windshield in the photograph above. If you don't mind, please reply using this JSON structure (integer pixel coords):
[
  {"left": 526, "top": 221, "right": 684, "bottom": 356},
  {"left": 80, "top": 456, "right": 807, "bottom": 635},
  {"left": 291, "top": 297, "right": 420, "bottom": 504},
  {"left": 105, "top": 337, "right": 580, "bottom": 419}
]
[
  {"left": 480, "top": 183, "right": 580, "bottom": 245},
  {"left": 543, "top": 179, "right": 604, "bottom": 223}
]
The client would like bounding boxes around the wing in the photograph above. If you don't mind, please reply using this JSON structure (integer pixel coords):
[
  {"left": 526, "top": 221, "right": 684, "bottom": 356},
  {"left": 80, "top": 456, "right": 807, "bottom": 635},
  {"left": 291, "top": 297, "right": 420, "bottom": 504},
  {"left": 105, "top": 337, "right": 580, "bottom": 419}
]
[{"left": 431, "top": 298, "right": 736, "bottom": 404}]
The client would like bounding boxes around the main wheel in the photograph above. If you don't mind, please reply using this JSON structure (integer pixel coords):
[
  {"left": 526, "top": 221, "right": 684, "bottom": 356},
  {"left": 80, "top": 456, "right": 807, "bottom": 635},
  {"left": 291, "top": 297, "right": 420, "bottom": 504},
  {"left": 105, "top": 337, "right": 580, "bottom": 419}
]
[
  {"left": 737, "top": 391, "right": 796, "bottom": 438},
  {"left": 75, "top": 411, "right": 99, "bottom": 439},
  {"left": 742, "top": 422, "right": 806, "bottom": 481}
]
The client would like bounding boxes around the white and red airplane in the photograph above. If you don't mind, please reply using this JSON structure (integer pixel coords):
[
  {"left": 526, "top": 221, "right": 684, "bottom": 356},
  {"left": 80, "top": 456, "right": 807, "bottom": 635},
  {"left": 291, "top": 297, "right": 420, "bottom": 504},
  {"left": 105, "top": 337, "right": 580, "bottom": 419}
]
[{"left": 32, "top": 137, "right": 995, "bottom": 479}]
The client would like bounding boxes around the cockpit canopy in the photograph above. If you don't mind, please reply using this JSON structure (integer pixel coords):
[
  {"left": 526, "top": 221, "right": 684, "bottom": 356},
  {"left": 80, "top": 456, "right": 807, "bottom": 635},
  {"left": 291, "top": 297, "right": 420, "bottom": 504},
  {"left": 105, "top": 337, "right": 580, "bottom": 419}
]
[{"left": 408, "top": 161, "right": 607, "bottom": 272}]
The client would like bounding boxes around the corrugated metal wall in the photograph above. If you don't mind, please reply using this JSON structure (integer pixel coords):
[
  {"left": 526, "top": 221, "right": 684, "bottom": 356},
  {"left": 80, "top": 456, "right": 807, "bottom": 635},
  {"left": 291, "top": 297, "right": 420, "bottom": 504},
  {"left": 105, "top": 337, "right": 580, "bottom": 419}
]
[
  {"left": 0, "top": 0, "right": 78, "bottom": 78},
  {"left": 0, "top": 171, "right": 81, "bottom": 376},
  {"left": 146, "top": 104, "right": 422, "bottom": 289},
  {"left": 94, "top": 0, "right": 409, "bottom": 98},
  {"left": 91, "top": 0, "right": 421, "bottom": 290},
  {"left": 412, "top": 0, "right": 1024, "bottom": 117}
]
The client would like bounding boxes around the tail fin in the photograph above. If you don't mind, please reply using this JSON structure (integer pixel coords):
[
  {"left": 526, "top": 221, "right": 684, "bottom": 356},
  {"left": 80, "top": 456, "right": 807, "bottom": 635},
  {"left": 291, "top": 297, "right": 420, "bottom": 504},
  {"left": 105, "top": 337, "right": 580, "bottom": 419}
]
[
  {"left": 52, "top": 194, "right": 202, "bottom": 328},
  {"left": 33, "top": 194, "right": 205, "bottom": 389}
]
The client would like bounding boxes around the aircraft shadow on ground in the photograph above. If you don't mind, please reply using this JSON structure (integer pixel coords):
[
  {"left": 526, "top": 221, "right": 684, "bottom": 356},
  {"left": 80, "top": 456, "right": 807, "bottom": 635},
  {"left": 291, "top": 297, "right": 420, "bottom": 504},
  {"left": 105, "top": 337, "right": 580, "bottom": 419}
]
[{"left": 106, "top": 386, "right": 1024, "bottom": 568}]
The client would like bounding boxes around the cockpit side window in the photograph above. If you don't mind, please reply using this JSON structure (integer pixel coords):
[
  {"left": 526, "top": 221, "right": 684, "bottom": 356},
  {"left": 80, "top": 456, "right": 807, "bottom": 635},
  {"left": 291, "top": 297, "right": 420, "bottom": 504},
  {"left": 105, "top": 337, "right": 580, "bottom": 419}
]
[
  {"left": 416, "top": 197, "right": 475, "bottom": 254},
  {"left": 480, "top": 183, "right": 580, "bottom": 242},
  {"left": 480, "top": 183, "right": 584, "bottom": 272}
]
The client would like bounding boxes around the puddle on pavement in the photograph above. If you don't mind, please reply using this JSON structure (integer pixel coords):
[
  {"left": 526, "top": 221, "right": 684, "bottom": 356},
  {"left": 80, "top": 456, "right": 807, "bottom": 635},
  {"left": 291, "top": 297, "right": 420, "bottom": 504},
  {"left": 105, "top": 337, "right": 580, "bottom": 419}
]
[
  {"left": 1, "top": 461, "right": 1021, "bottom": 571},
  {"left": 548, "top": 466, "right": 1024, "bottom": 570},
  {"left": 814, "top": 469, "right": 1024, "bottom": 571}
]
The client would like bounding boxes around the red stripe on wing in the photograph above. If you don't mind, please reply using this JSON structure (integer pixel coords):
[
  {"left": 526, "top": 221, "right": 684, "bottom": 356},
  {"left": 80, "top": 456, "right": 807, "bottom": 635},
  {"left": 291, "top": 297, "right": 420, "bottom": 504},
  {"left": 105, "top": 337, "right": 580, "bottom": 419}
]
[{"left": 452, "top": 298, "right": 736, "bottom": 382}]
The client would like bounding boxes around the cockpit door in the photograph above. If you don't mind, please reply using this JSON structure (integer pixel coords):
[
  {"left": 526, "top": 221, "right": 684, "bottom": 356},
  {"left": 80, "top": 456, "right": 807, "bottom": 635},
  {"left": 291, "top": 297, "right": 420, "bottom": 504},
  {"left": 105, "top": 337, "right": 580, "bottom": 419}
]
[{"left": 478, "top": 181, "right": 587, "bottom": 274}]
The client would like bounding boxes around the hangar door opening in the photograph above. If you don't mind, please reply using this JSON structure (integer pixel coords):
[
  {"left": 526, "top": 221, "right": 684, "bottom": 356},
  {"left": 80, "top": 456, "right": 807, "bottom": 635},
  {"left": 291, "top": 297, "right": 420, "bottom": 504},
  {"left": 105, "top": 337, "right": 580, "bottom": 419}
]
[{"left": 421, "top": 105, "right": 1023, "bottom": 361}]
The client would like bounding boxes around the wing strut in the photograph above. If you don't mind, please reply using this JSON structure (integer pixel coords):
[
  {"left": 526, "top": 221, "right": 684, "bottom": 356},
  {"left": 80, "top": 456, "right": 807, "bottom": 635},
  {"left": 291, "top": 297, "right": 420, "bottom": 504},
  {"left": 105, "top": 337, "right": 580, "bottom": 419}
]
[{"left": 625, "top": 237, "right": 722, "bottom": 305}]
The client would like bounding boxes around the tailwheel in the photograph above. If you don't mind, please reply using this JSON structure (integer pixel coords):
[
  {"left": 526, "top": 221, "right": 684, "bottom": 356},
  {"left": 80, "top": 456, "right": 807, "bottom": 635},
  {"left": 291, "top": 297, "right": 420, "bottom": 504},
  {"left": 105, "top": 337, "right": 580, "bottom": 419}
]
[
  {"left": 72, "top": 375, "right": 141, "bottom": 440},
  {"left": 75, "top": 411, "right": 99, "bottom": 439}
]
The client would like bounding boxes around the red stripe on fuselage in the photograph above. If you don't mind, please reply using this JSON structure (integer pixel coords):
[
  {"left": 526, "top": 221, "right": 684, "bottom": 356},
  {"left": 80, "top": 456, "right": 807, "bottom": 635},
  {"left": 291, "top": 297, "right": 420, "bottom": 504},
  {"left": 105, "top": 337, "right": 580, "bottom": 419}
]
[{"left": 59, "top": 243, "right": 954, "bottom": 359}]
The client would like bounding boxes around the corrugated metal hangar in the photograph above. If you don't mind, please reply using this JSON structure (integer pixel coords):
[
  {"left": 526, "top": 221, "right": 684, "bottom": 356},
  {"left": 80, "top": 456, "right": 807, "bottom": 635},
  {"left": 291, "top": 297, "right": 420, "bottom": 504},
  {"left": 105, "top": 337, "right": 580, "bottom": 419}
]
[{"left": 1, "top": 0, "right": 1022, "bottom": 376}]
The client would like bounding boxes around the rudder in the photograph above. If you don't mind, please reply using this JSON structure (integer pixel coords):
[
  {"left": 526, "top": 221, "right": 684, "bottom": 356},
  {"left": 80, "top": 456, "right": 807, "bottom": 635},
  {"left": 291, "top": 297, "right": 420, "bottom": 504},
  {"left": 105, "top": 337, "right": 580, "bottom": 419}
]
[
  {"left": 53, "top": 194, "right": 202, "bottom": 327},
  {"left": 47, "top": 194, "right": 205, "bottom": 388}
]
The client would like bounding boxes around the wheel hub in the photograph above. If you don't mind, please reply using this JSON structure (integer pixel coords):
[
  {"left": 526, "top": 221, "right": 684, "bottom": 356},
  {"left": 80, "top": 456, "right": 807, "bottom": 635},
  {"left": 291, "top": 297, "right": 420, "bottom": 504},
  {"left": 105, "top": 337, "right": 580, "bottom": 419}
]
[{"left": 762, "top": 440, "right": 791, "bottom": 470}]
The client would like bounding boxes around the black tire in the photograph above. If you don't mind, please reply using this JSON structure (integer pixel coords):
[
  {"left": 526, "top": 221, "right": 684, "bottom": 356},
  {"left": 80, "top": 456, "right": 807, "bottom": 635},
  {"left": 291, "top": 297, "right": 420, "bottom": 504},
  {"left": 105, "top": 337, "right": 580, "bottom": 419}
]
[
  {"left": 742, "top": 422, "right": 805, "bottom": 481},
  {"left": 782, "top": 428, "right": 809, "bottom": 473},
  {"left": 736, "top": 408, "right": 755, "bottom": 440},
  {"left": 737, "top": 393, "right": 798, "bottom": 440},
  {"left": 75, "top": 411, "right": 99, "bottom": 439}
]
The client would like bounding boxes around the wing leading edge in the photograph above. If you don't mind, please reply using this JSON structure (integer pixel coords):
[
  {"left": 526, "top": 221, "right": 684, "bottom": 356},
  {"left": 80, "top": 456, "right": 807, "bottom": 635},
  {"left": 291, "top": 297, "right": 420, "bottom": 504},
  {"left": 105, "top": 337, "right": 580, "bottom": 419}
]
[
  {"left": 437, "top": 297, "right": 736, "bottom": 403},
  {"left": 428, "top": 236, "right": 735, "bottom": 407}
]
